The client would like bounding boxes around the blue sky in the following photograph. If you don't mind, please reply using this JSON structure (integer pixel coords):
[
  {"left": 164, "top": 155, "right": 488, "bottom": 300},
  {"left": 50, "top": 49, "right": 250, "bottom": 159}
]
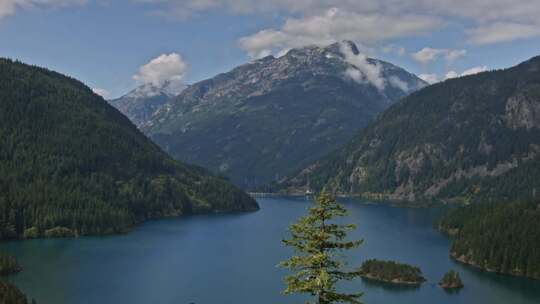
[{"left": 2, "top": 0, "right": 540, "bottom": 98}]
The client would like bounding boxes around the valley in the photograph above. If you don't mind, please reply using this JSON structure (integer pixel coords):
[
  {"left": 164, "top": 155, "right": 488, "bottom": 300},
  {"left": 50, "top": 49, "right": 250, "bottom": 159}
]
[
  {"left": 113, "top": 42, "right": 426, "bottom": 188},
  {"left": 2, "top": 3, "right": 540, "bottom": 301}
]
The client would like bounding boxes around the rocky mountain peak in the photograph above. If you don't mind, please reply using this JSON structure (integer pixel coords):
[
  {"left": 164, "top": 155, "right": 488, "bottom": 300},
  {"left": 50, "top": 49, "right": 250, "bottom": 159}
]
[
  {"left": 109, "top": 80, "right": 186, "bottom": 129},
  {"left": 125, "top": 80, "right": 186, "bottom": 99},
  {"left": 140, "top": 41, "right": 427, "bottom": 188}
]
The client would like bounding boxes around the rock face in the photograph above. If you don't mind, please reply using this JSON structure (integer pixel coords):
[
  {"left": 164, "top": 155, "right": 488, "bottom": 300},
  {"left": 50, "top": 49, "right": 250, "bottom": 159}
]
[
  {"left": 109, "top": 81, "right": 185, "bottom": 129},
  {"left": 504, "top": 93, "right": 540, "bottom": 130},
  {"left": 141, "top": 41, "right": 426, "bottom": 188},
  {"left": 280, "top": 54, "right": 540, "bottom": 203}
]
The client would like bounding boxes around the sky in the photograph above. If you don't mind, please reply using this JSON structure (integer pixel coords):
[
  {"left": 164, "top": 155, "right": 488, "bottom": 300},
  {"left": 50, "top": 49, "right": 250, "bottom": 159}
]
[{"left": 2, "top": 0, "right": 540, "bottom": 99}]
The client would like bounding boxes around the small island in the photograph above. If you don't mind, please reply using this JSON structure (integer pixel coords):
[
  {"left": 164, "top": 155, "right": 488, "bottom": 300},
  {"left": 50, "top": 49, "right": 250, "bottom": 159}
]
[
  {"left": 439, "top": 270, "right": 464, "bottom": 289},
  {"left": 0, "top": 252, "right": 22, "bottom": 276},
  {"left": 358, "top": 259, "right": 426, "bottom": 285},
  {"left": 0, "top": 280, "right": 33, "bottom": 304}
]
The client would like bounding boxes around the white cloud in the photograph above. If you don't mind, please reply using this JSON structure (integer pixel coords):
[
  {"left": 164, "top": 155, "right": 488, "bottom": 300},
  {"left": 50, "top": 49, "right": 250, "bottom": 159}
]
[
  {"left": 445, "top": 49, "right": 467, "bottom": 61},
  {"left": 411, "top": 48, "right": 445, "bottom": 64},
  {"left": 133, "top": 53, "right": 188, "bottom": 90},
  {"left": 411, "top": 47, "right": 467, "bottom": 64},
  {"left": 418, "top": 73, "right": 439, "bottom": 84},
  {"left": 92, "top": 87, "right": 111, "bottom": 99},
  {"left": 0, "top": 0, "right": 86, "bottom": 19},
  {"left": 418, "top": 65, "right": 489, "bottom": 84},
  {"left": 445, "top": 65, "right": 489, "bottom": 79},
  {"left": 137, "top": 1, "right": 540, "bottom": 49},
  {"left": 444, "top": 71, "right": 459, "bottom": 79},
  {"left": 467, "top": 22, "right": 540, "bottom": 45},
  {"left": 388, "top": 76, "right": 409, "bottom": 92},
  {"left": 238, "top": 8, "right": 441, "bottom": 59},
  {"left": 340, "top": 42, "right": 385, "bottom": 91}
]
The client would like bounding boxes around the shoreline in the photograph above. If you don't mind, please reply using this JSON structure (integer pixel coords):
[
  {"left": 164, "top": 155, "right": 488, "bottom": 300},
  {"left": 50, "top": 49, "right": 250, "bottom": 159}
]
[
  {"left": 360, "top": 274, "right": 425, "bottom": 286},
  {"left": 249, "top": 192, "right": 443, "bottom": 208},
  {"left": 0, "top": 206, "right": 259, "bottom": 243},
  {"left": 450, "top": 252, "right": 540, "bottom": 281}
]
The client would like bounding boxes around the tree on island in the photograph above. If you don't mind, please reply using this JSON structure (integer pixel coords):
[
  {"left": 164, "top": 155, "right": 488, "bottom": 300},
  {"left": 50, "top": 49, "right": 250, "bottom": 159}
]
[
  {"left": 0, "top": 252, "right": 22, "bottom": 276},
  {"left": 0, "top": 280, "right": 36, "bottom": 304},
  {"left": 439, "top": 270, "right": 464, "bottom": 289},
  {"left": 280, "top": 191, "right": 364, "bottom": 304}
]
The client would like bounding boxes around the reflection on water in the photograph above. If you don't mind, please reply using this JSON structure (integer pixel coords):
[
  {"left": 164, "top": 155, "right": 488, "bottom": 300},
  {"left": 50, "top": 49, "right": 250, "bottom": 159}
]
[{"left": 360, "top": 277, "right": 421, "bottom": 293}]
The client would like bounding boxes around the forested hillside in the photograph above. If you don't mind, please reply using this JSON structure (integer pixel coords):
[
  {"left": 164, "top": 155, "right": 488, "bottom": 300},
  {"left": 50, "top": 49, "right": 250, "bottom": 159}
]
[
  {"left": 0, "top": 59, "right": 257, "bottom": 240},
  {"left": 439, "top": 201, "right": 540, "bottom": 279},
  {"left": 281, "top": 55, "right": 540, "bottom": 203}
]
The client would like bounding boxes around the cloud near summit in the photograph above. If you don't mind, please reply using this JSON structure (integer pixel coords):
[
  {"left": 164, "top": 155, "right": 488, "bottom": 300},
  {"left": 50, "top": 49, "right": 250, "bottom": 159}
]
[
  {"left": 133, "top": 53, "right": 188, "bottom": 87},
  {"left": 238, "top": 8, "right": 440, "bottom": 59}
]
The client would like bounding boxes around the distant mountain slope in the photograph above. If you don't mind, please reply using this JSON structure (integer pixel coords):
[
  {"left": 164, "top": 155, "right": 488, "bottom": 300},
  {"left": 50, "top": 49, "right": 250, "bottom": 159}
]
[
  {"left": 281, "top": 55, "right": 540, "bottom": 203},
  {"left": 0, "top": 58, "right": 257, "bottom": 240},
  {"left": 142, "top": 41, "right": 426, "bottom": 188},
  {"left": 109, "top": 81, "right": 185, "bottom": 128}
]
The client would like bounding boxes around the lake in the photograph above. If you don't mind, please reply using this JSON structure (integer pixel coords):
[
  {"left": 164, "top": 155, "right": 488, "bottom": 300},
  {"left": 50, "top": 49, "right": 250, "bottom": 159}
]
[{"left": 2, "top": 197, "right": 540, "bottom": 304}]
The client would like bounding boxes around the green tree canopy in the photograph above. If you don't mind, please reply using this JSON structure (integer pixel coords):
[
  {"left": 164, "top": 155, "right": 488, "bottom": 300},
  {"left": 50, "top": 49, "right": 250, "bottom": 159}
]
[{"left": 280, "top": 192, "right": 363, "bottom": 304}]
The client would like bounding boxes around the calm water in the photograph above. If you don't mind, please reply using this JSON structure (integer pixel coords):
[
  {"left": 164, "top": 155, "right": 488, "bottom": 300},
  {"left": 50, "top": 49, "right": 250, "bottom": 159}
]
[{"left": 2, "top": 197, "right": 540, "bottom": 304}]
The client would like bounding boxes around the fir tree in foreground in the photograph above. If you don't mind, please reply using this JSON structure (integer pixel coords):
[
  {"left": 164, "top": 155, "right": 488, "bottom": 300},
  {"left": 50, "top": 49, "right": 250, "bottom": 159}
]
[{"left": 280, "top": 192, "right": 363, "bottom": 304}]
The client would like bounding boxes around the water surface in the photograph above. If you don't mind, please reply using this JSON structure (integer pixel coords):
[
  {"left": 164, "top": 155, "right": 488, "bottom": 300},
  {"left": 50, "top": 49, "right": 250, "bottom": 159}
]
[{"left": 3, "top": 197, "right": 540, "bottom": 304}]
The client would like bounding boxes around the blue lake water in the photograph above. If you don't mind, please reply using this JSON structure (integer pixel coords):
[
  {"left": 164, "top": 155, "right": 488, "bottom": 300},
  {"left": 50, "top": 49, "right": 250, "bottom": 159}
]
[{"left": 2, "top": 197, "right": 540, "bottom": 304}]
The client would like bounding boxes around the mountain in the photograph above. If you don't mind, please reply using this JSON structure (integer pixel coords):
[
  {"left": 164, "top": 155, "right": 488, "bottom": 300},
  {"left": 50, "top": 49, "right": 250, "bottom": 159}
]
[
  {"left": 142, "top": 41, "right": 426, "bottom": 188},
  {"left": 280, "top": 55, "right": 540, "bottom": 203},
  {"left": 109, "top": 81, "right": 185, "bottom": 128},
  {"left": 0, "top": 58, "right": 257, "bottom": 240}
]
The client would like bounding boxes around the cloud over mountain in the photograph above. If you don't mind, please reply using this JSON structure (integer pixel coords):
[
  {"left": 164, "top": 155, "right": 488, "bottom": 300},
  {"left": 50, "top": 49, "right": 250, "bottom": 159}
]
[
  {"left": 411, "top": 48, "right": 467, "bottom": 64},
  {"left": 136, "top": 0, "right": 540, "bottom": 50},
  {"left": 238, "top": 8, "right": 440, "bottom": 59},
  {"left": 133, "top": 53, "right": 188, "bottom": 95}
]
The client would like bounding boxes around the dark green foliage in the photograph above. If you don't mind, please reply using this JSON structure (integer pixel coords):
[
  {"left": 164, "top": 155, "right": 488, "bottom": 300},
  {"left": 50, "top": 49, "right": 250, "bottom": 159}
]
[
  {"left": 0, "top": 280, "right": 32, "bottom": 304},
  {"left": 280, "top": 192, "right": 363, "bottom": 304},
  {"left": 281, "top": 55, "right": 540, "bottom": 203},
  {"left": 358, "top": 259, "right": 425, "bottom": 284},
  {"left": 0, "top": 58, "right": 258, "bottom": 240},
  {"left": 0, "top": 252, "right": 21, "bottom": 276},
  {"left": 439, "top": 270, "right": 463, "bottom": 289},
  {"left": 439, "top": 201, "right": 540, "bottom": 279}
]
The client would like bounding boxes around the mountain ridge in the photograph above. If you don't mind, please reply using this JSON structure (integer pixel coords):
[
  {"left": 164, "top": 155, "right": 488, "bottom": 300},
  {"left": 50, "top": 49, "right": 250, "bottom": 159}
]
[
  {"left": 139, "top": 41, "right": 426, "bottom": 188},
  {"left": 0, "top": 58, "right": 257, "bottom": 240},
  {"left": 109, "top": 81, "right": 186, "bottom": 129},
  {"left": 279, "top": 54, "right": 540, "bottom": 203}
]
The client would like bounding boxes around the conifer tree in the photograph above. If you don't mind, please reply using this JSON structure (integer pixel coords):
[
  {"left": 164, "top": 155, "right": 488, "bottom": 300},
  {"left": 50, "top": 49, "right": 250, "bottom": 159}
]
[{"left": 280, "top": 191, "right": 363, "bottom": 304}]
